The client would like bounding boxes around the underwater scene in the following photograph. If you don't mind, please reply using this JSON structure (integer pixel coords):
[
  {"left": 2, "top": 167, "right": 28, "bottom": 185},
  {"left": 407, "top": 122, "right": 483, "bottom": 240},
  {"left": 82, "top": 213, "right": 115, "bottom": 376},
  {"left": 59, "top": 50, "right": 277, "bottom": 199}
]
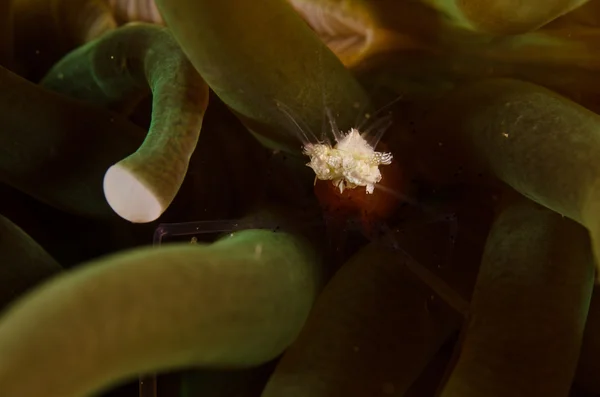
[{"left": 3, "top": 0, "right": 600, "bottom": 396}]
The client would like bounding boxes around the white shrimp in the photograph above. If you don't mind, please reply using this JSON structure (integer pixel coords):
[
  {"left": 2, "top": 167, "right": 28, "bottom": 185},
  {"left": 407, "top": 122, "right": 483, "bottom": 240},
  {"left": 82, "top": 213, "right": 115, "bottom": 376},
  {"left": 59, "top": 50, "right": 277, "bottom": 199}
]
[
  {"left": 303, "top": 128, "right": 393, "bottom": 194},
  {"left": 276, "top": 91, "right": 398, "bottom": 195}
]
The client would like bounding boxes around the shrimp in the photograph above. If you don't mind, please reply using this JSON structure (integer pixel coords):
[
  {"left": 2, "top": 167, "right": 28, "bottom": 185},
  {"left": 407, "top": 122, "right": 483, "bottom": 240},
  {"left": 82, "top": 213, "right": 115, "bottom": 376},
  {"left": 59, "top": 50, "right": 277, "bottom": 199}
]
[
  {"left": 276, "top": 92, "right": 406, "bottom": 223},
  {"left": 276, "top": 90, "right": 460, "bottom": 273},
  {"left": 304, "top": 126, "right": 393, "bottom": 195}
]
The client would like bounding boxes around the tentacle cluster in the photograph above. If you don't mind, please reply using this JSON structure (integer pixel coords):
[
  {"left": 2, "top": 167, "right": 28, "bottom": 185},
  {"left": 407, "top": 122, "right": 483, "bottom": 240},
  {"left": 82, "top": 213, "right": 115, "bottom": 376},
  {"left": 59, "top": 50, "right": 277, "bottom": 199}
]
[{"left": 1, "top": 0, "right": 600, "bottom": 397}]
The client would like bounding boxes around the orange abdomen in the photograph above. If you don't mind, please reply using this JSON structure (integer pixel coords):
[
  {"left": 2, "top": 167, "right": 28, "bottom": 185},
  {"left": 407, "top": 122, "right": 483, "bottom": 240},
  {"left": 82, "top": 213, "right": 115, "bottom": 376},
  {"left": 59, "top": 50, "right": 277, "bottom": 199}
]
[{"left": 314, "top": 140, "right": 407, "bottom": 233}]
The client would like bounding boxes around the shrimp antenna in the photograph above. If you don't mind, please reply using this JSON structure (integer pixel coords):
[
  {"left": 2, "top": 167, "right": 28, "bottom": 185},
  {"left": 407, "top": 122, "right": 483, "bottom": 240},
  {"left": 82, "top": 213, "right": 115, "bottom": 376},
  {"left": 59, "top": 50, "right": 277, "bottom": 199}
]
[
  {"left": 352, "top": 73, "right": 387, "bottom": 128},
  {"left": 320, "top": 100, "right": 329, "bottom": 143},
  {"left": 316, "top": 46, "right": 335, "bottom": 145},
  {"left": 395, "top": 245, "right": 469, "bottom": 317},
  {"left": 275, "top": 99, "right": 319, "bottom": 145},
  {"left": 363, "top": 112, "right": 394, "bottom": 148},
  {"left": 357, "top": 93, "right": 404, "bottom": 132},
  {"left": 325, "top": 107, "right": 344, "bottom": 143},
  {"left": 352, "top": 98, "right": 371, "bottom": 130},
  {"left": 373, "top": 183, "right": 419, "bottom": 206}
]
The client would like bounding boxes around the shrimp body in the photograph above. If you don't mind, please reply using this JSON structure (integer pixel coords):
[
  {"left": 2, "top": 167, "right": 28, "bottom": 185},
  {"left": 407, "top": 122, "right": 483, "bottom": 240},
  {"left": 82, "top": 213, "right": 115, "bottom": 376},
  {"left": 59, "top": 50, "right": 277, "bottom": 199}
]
[{"left": 303, "top": 128, "right": 393, "bottom": 194}]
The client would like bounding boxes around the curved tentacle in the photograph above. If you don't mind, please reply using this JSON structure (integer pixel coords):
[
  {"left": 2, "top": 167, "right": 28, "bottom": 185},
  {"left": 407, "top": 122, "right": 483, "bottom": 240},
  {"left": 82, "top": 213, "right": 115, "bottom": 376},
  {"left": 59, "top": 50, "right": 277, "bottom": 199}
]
[
  {"left": 0, "top": 214, "right": 62, "bottom": 312},
  {"left": 415, "top": 78, "right": 600, "bottom": 273},
  {"left": 0, "top": 226, "right": 322, "bottom": 397},
  {"left": 420, "top": 0, "right": 589, "bottom": 35},
  {"left": 287, "top": 0, "right": 424, "bottom": 69},
  {"left": 440, "top": 199, "right": 594, "bottom": 396},
  {"left": 154, "top": 0, "right": 369, "bottom": 153},
  {"left": 42, "top": 23, "right": 209, "bottom": 223},
  {"left": 0, "top": 65, "right": 144, "bottom": 218},
  {"left": 107, "top": 0, "right": 164, "bottom": 25},
  {"left": 261, "top": 241, "right": 460, "bottom": 396},
  {"left": 11, "top": 0, "right": 117, "bottom": 80}
]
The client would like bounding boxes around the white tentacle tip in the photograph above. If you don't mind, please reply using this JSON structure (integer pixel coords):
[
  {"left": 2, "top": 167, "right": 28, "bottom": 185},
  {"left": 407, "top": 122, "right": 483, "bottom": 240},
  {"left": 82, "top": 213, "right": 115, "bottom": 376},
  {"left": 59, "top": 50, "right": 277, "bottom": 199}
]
[{"left": 103, "top": 164, "right": 164, "bottom": 223}]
